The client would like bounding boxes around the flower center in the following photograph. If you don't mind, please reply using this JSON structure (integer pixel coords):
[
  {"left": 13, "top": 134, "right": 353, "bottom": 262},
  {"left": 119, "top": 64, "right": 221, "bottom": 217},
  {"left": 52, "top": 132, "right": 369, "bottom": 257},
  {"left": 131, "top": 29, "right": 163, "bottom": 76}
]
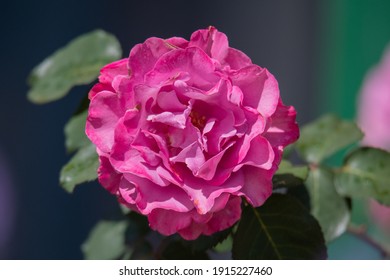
[{"left": 189, "top": 111, "right": 206, "bottom": 130}]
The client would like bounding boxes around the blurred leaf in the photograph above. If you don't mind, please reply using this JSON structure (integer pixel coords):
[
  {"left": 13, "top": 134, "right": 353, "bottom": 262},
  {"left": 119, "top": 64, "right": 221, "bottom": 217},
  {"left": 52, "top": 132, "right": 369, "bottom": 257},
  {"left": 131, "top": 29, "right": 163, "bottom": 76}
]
[
  {"left": 59, "top": 143, "right": 98, "bottom": 192},
  {"left": 119, "top": 204, "right": 132, "bottom": 215},
  {"left": 74, "top": 92, "right": 91, "bottom": 115},
  {"left": 282, "top": 144, "right": 294, "bottom": 159},
  {"left": 64, "top": 110, "right": 89, "bottom": 153},
  {"left": 82, "top": 220, "right": 128, "bottom": 260},
  {"left": 184, "top": 227, "right": 232, "bottom": 253},
  {"left": 214, "top": 235, "right": 233, "bottom": 253},
  {"left": 232, "top": 194, "right": 327, "bottom": 259},
  {"left": 334, "top": 147, "right": 390, "bottom": 205},
  {"left": 276, "top": 160, "right": 309, "bottom": 180},
  {"left": 306, "top": 167, "right": 350, "bottom": 242},
  {"left": 296, "top": 114, "right": 363, "bottom": 164},
  {"left": 27, "top": 29, "right": 122, "bottom": 104}
]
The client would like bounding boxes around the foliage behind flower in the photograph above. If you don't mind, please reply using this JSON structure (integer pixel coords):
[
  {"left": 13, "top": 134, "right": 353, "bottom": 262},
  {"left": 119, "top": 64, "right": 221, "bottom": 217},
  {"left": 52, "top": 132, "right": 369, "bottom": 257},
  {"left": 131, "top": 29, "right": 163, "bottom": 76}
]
[{"left": 85, "top": 27, "right": 299, "bottom": 240}]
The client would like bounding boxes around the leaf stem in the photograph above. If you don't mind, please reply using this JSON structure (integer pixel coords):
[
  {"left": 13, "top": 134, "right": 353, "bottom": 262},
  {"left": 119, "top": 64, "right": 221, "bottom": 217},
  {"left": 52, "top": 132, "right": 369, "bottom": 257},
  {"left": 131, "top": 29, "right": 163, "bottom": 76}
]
[{"left": 347, "top": 224, "right": 390, "bottom": 259}]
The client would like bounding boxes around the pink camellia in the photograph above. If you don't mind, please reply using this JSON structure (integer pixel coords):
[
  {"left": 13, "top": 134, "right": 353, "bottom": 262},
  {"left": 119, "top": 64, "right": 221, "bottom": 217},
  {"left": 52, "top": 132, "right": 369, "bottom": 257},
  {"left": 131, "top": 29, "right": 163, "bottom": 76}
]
[
  {"left": 358, "top": 45, "right": 390, "bottom": 235},
  {"left": 86, "top": 27, "right": 299, "bottom": 240}
]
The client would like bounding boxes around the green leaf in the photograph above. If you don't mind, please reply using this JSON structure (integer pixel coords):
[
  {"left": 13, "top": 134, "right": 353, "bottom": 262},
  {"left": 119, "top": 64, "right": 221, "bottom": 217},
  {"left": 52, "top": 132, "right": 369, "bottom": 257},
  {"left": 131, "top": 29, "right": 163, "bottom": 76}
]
[
  {"left": 160, "top": 239, "right": 209, "bottom": 260},
  {"left": 59, "top": 143, "right": 98, "bottom": 193},
  {"left": 273, "top": 161, "right": 311, "bottom": 209},
  {"left": 273, "top": 183, "right": 311, "bottom": 211},
  {"left": 82, "top": 220, "right": 128, "bottom": 260},
  {"left": 306, "top": 167, "right": 350, "bottom": 242},
  {"left": 296, "top": 114, "right": 363, "bottom": 164},
  {"left": 27, "top": 29, "right": 122, "bottom": 104},
  {"left": 334, "top": 147, "right": 390, "bottom": 205},
  {"left": 273, "top": 160, "right": 309, "bottom": 189},
  {"left": 64, "top": 110, "right": 90, "bottom": 153},
  {"left": 232, "top": 194, "right": 327, "bottom": 259},
  {"left": 184, "top": 227, "right": 232, "bottom": 253},
  {"left": 276, "top": 160, "right": 309, "bottom": 180}
]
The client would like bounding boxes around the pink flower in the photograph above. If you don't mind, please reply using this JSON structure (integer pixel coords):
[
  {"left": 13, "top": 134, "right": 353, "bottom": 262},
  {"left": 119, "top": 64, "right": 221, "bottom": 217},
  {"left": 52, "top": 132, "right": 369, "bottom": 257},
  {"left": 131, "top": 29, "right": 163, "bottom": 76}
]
[
  {"left": 358, "top": 46, "right": 390, "bottom": 149},
  {"left": 86, "top": 27, "right": 299, "bottom": 240}
]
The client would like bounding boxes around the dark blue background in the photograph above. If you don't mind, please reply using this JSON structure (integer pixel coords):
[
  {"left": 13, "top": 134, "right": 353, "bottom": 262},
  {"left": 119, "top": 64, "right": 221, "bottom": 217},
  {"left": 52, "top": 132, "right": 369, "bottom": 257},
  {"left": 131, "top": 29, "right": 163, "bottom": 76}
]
[{"left": 0, "top": 0, "right": 319, "bottom": 259}]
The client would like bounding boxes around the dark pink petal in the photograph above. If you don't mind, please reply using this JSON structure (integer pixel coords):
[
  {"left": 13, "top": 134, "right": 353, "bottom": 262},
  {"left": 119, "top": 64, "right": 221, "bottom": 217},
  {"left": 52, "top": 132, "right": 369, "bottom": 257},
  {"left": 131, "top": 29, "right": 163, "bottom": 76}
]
[
  {"left": 203, "top": 110, "right": 236, "bottom": 155},
  {"left": 167, "top": 122, "right": 199, "bottom": 150},
  {"left": 122, "top": 173, "right": 193, "bottom": 215},
  {"left": 220, "top": 114, "right": 266, "bottom": 170},
  {"left": 99, "top": 58, "right": 129, "bottom": 84},
  {"left": 232, "top": 66, "right": 280, "bottom": 117},
  {"left": 88, "top": 83, "right": 113, "bottom": 99},
  {"left": 86, "top": 91, "right": 126, "bottom": 153},
  {"left": 97, "top": 156, "right": 121, "bottom": 194},
  {"left": 165, "top": 37, "right": 189, "bottom": 49},
  {"left": 233, "top": 135, "right": 275, "bottom": 171},
  {"left": 147, "top": 111, "right": 189, "bottom": 129},
  {"left": 118, "top": 177, "right": 137, "bottom": 204},
  {"left": 189, "top": 26, "right": 229, "bottom": 63},
  {"left": 178, "top": 166, "right": 244, "bottom": 214},
  {"left": 148, "top": 209, "right": 193, "bottom": 236},
  {"left": 224, "top": 48, "right": 252, "bottom": 70},
  {"left": 178, "top": 195, "right": 242, "bottom": 240},
  {"left": 129, "top": 37, "right": 175, "bottom": 81},
  {"left": 170, "top": 142, "right": 206, "bottom": 174},
  {"left": 145, "top": 47, "right": 219, "bottom": 90},
  {"left": 156, "top": 89, "right": 186, "bottom": 112},
  {"left": 195, "top": 141, "right": 235, "bottom": 181},
  {"left": 111, "top": 145, "right": 170, "bottom": 188},
  {"left": 228, "top": 85, "right": 244, "bottom": 106},
  {"left": 236, "top": 165, "right": 274, "bottom": 207},
  {"left": 173, "top": 78, "right": 223, "bottom": 103},
  {"left": 264, "top": 101, "right": 299, "bottom": 148}
]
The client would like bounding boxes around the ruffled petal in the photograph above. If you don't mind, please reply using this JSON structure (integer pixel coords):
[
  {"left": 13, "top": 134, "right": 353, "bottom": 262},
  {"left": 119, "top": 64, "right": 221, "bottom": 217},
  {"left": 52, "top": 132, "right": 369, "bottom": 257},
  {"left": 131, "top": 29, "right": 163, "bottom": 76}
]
[
  {"left": 86, "top": 91, "right": 126, "bottom": 153},
  {"left": 128, "top": 37, "right": 177, "bottom": 81},
  {"left": 264, "top": 100, "right": 299, "bottom": 148},
  {"left": 178, "top": 195, "right": 242, "bottom": 240},
  {"left": 236, "top": 165, "right": 274, "bottom": 207},
  {"left": 232, "top": 66, "right": 280, "bottom": 117},
  {"left": 145, "top": 47, "right": 219, "bottom": 90},
  {"left": 189, "top": 26, "right": 229, "bottom": 63}
]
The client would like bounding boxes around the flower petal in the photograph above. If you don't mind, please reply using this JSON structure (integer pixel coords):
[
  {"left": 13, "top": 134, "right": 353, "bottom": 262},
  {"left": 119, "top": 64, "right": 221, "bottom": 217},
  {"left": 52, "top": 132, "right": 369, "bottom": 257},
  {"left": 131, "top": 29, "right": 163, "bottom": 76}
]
[
  {"left": 178, "top": 195, "right": 242, "bottom": 240},
  {"left": 264, "top": 100, "right": 299, "bottom": 148},
  {"left": 145, "top": 47, "right": 219, "bottom": 90},
  {"left": 86, "top": 91, "right": 126, "bottom": 153},
  {"left": 236, "top": 165, "right": 274, "bottom": 207},
  {"left": 128, "top": 37, "right": 175, "bottom": 81},
  {"left": 232, "top": 66, "right": 280, "bottom": 117}
]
